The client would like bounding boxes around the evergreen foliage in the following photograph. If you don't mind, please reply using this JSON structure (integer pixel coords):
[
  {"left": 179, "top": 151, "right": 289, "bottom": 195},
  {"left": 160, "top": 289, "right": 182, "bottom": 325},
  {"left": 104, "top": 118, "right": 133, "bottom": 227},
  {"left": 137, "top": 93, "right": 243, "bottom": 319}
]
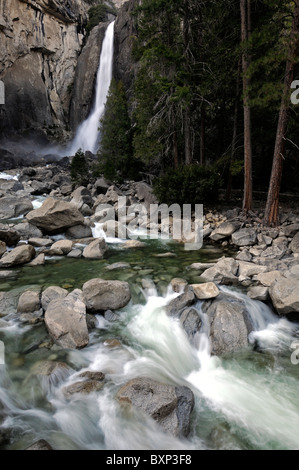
[{"left": 70, "top": 149, "right": 89, "bottom": 187}]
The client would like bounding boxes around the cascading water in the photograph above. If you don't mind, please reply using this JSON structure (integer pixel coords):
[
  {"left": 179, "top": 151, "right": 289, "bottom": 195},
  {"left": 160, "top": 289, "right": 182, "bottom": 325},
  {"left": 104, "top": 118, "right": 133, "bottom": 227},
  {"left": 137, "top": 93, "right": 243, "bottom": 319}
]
[{"left": 69, "top": 21, "right": 115, "bottom": 155}]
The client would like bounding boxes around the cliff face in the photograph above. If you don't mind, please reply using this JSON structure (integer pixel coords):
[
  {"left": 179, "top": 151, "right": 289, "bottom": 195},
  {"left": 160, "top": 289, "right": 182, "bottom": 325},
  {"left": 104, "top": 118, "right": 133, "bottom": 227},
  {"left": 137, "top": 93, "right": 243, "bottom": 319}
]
[
  {"left": 0, "top": 0, "right": 135, "bottom": 142},
  {"left": 0, "top": 0, "right": 89, "bottom": 140}
]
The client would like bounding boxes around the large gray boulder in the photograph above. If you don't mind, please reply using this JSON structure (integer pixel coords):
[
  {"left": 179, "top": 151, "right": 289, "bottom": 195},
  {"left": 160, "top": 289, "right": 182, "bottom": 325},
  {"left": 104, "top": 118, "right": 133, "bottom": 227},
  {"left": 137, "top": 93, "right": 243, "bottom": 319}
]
[
  {"left": 209, "top": 222, "right": 240, "bottom": 241},
  {"left": 0, "top": 290, "right": 20, "bottom": 315},
  {"left": 82, "top": 238, "right": 107, "bottom": 259},
  {"left": 45, "top": 289, "right": 89, "bottom": 349},
  {"left": 65, "top": 224, "right": 93, "bottom": 239},
  {"left": 116, "top": 377, "right": 194, "bottom": 438},
  {"left": 203, "top": 293, "right": 253, "bottom": 356},
  {"left": 41, "top": 286, "right": 68, "bottom": 312},
  {"left": 231, "top": 228, "right": 257, "bottom": 247},
  {"left": 14, "top": 222, "right": 43, "bottom": 240},
  {"left": 17, "top": 291, "right": 41, "bottom": 313},
  {"left": 0, "top": 224, "right": 21, "bottom": 246},
  {"left": 82, "top": 278, "right": 131, "bottom": 312},
  {"left": 269, "top": 276, "right": 299, "bottom": 315},
  {"left": 26, "top": 198, "right": 84, "bottom": 234},
  {"left": 201, "top": 257, "right": 239, "bottom": 284},
  {"left": 0, "top": 196, "right": 33, "bottom": 220},
  {"left": 290, "top": 232, "right": 299, "bottom": 254},
  {"left": 0, "top": 244, "right": 35, "bottom": 267}
]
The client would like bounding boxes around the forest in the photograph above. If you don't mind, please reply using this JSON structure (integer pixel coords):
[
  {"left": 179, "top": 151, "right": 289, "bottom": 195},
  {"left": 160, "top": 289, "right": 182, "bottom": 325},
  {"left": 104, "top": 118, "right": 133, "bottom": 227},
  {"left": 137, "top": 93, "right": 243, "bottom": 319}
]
[{"left": 96, "top": 0, "right": 299, "bottom": 225}]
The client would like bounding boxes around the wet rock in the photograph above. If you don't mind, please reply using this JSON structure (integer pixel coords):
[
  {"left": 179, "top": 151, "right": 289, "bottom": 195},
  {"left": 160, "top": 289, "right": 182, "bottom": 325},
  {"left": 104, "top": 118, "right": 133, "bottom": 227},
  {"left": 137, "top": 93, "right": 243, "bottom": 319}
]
[
  {"left": 231, "top": 228, "right": 257, "bottom": 247},
  {"left": 26, "top": 197, "right": 85, "bottom": 234},
  {"left": 189, "top": 262, "right": 216, "bottom": 270},
  {"left": 45, "top": 289, "right": 89, "bottom": 349},
  {"left": 104, "top": 310, "right": 120, "bottom": 322},
  {"left": 41, "top": 286, "right": 69, "bottom": 312},
  {"left": 65, "top": 224, "right": 92, "bottom": 239},
  {"left": 0, "top": 244, "right": 35, "bottom": 267},
  {"left": 122, "top": 239, "right": 146, "bottom": 249},
  {"left": 78, "top": 371, "right": 105, "bottom": 381},
  {"left": 27, "top": 253, "right": 45, "bottom": 266},
  {"left": 0, "top": 196, "right": 33, "bottom": 219},
  {"left": 116, "top": 377, "right": 194, "bottom": 438},
  {"left": 14, "top": 222, "right": 43, "bottom": 240},
  {"left": 203, "top": 293, "right": 253, "bottom": 356},
  {"left": 0, "top": 290, "right": 19, "bottom": 315},
  {"left": 26, "top": 439, "right": 53, "bottom": 451},
  {"left": 63, "top": 380, "right": 104, "bottom": 399},
  {"left": 86, "top": 313, "right": 98, "bottom": 330},
  {"left": 17, "top": 290, "right": 41, "bottom": 313},
  {"left": 170, "top": 278, "right": 188, "bottom": 293},
  {"left": 83, "top": 278, "right": 131, "bottom": 312},
  {"left": 0, "top": 224, "right": 21, "bottom": 246},
  {"left": 269, "top": 276, "right": 299, "bottom": 315},
  {"left": 247, "top": 286, "right": 269, "bottom": 301},
  {"left": 0, "top": 241, "right": 6, "bottom": 256},
  {"left": 179, "top": 307, "right": 202, "bottom": 345},
  {"left": 82, "top": 238, "right": 107, "bottom": 259},
  {"left": 50, "top": 240, "right": 74, "bottom": 255},
  {"left": 104, "top": 338, "right": 122, "bottom": 348},
  {"left": 67, "top": 248, "right": 82, "bottom": 258},
  {"left": 209, "top": 222, "right": 240, "bottom": 241},
  {"left": 165, "top": 288, "right": 195, "bottom": 316},
  {"left": 191, "top": 282, "right": 220, "bottom": 300},
  {"left": 105, "top": 262, "right": 131, "bottom": 271},
  {"left": 28, "top": 238, "right": 53, "bottom": 248},
  {"left": 20, "top": 309, "right": 44, "bottom": 324},
  {"left": 201, "top": 257, "right": 239, "bottom": 285}
]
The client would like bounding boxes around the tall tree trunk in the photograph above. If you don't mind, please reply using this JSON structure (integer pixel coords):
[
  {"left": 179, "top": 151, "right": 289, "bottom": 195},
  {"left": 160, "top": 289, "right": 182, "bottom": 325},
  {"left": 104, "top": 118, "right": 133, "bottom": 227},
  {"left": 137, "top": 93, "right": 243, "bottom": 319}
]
[
  {"left": 240, "top": 0, "right": 253, "bottom": 212},
  {"left": 264, "top": 0, "right": 299, "bottom": 226},
  {"left": 226, "top": 60, "right": 241, "bottom": 201},
  {"left": 172, "top": 108, "right": 179, "bottom": 169},
  {"left": 184, "top": 105, "right": 193, "bottom": 165},
  {"left": 200, "top": 106, "right": 205, "bottom": 167}
]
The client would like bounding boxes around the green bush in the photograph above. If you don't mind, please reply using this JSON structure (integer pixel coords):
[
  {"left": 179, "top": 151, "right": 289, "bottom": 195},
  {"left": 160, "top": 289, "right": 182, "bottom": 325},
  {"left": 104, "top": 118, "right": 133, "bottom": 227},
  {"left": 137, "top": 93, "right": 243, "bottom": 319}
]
[
  {"left": 70, "top": 149, "right": 89, "bottom": 187},
  {"left": 86, "top": 2, "right": 116, "bottom": 34},
  {"left": 153, "top": 164, "right": 222, "bottom": 206}
]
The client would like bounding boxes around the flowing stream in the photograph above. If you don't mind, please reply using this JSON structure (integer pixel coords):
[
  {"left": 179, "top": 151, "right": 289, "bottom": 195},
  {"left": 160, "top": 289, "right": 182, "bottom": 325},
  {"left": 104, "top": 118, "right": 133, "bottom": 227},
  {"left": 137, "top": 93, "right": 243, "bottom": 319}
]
[
  {"left": 69, "top": 21, "right": 115, "bottom": 155},
  {"left": 0, "top": 237, "right": 299, "bottom": 450}
]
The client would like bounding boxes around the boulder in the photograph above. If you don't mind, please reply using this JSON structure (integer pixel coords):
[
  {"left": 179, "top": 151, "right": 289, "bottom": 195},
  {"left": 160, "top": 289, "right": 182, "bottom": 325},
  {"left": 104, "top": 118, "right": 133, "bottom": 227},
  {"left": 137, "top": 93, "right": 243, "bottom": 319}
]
[
  {"left": 70, "top": 186, "right": 93, "bottom": 211},
  {"left": 170, "top": 278, "right": 188, "bottom": 293},
  {"left": 67, "top": 249, "right": 82, "bottom": 258},
  {"left": 191, "top": 282, "right": 220, "bottom": 300},
  {"left": 65, "top": 224, "right": 92, "bottom": 239},
  {"left": 26, "top": 440, "right": 53, "bottom": 451},
  {"left": 17, "top": 291, "right": 41, "bottom": 313},
  {"left": 82, "top": 238, "right": 107, "bottom": 259},
  {"left": 116, "top": 377, "right": 194, "bottom": 438},
  {"left": 105, "top": 262, "right": 131, "bottom": 271},
  {"left": 254, "top": 270, "right": 283, "bottom": 287},
  {"left": 269, "top": 276, "right": 299, "bottom": 315},
  {"left": 247, "top": 286, "right": 269, "bottom": 301},
  {"left": 0, "top": 241, "right": 6, "bottom": 256},
  {"left": 133, "top": 182, "right": 158, "bottom": 207},
  {"left": 290, "top": 232, "right": 299, "bottom": 254},
  {"left": 41, "top": 286, "right": 69, "bottom": 312},
  {"left": 45, "top": 289, "right": 89, "bottom": 349},
  {"left": 203, "top": 294, "right": 253, "bottom": 356},
  {"left": 209, "top": 222, "right": 240, "bottom": 241},
  {"left": 14, "top": 222, "right": 43, "bottom": 240},
  {"left": 27, "top": 253, "right": 45, "bottom": 266},
  {"left": 165, "top": 288, "right": 195, "bottom": 316},
  {"left": 0, "top": 196, "right": 33, "bottom": 219},
  {"left": 238, "top": 261, "right": 267, "bottom": 278},
  {"left": 28, "top": 238, "right": 53, "bottom": 248},
  {"left": 201, "top": 257, "right": 239, "bottom": 284},
  {"left": 231, "top": 228, "right": 257, "bottom": 247},
  {"left": 0, "top": 244, "right": 35, "bottom": 267},
  {"left": 284, "top": 224, "right": 299, "bottom": 237},
  {"left": 0, "top": 290, "right": 19, "bottom": 315},
  {"left": 26, "top": 198, "right": 85, "bottom": 234},
  {"left": 179, "top": 307, "right": 202, "bottom": 345},
  {"left": 122, "top": 239, "right": 146, "bottom": 249},
  {"left": 82, "top": 278, "right": 131, "bottom": 312},
  {"left": 50, "top": 240, "right": 74, "bottom": 255},
  {"left": 63, "top": 380, "right": 104, "bottom": 399},
  {"left": 0, "top": 224, "right": 21, "bottom": 246}
]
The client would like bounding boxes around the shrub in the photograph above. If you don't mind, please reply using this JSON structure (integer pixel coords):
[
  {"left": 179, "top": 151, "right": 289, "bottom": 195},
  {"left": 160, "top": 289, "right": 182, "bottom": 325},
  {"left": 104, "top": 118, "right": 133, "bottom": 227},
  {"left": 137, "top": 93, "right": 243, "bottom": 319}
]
[
  {"left": 70, "top": 149, "right": 89, "bottom": 187},
  {"left": 153, "top": 164, "right": 222, "bottom": 206}
]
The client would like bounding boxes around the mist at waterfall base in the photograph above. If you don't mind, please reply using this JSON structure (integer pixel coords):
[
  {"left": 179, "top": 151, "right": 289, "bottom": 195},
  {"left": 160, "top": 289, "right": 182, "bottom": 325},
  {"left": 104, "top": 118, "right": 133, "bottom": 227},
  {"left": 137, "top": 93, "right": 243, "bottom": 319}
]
[
  {"left": 68, "top": 21, "right": 115, "bottom": 156},
  {"left": 1, "top": 276, "right": 299, "bottom": 450}
]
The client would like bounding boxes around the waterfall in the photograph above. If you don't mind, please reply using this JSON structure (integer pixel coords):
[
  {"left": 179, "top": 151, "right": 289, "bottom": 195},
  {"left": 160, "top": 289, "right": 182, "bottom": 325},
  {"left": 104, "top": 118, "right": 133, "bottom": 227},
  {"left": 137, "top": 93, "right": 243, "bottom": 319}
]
[{"left": 69, "top": 21, "right": 115, "bottom": 155}]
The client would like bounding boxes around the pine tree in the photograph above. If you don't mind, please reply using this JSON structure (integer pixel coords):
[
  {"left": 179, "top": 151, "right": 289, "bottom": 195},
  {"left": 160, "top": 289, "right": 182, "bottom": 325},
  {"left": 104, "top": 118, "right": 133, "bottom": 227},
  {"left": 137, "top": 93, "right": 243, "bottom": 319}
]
[
  {"left": 70, "top": 149, "right": 89, "bottom": 187},
  {"left": 97, "top": 79, "right": 134, "bottom": 181}
]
